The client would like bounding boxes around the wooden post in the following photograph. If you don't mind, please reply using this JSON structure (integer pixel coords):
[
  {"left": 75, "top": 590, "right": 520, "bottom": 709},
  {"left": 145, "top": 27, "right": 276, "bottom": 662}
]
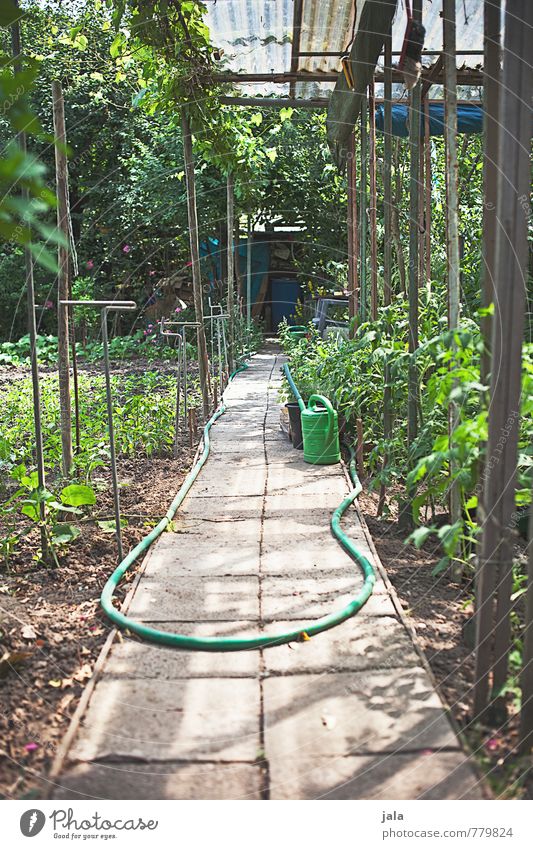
[
  {"left": 472, "top": 0, "right": 501, "bottom": 719},
  {"left": 347, "top": 131, "right": 359, "bottom": 332},
  {"left": 181, "top": 110, "right": 210, "bottom": 420},
  {"left": 359, "top": 95, "right": 368, "bottom": 322},
  {"left": 474, "top": 0, "right": 532, "bottom": 718},
  {"left": 520, "top": 488, "right": 533, "bottom": 751},
  {"left": 246, "top": 215, "right": 252, "bottom": 327},
  {"left": 424, "top": 100, "right": 432, "bottom": 293},
  {"left": 480, "top": 0, "right": 501, "bottom": 389},
  {"left": 369, "top": 79, "right": 378, "bottom": 321},
  {"left": 52, "top": 80, "right": 73, "bottom": 476},
  {"left": 11, "top": 11, "right": 47, "bottom": 559},
  {"left": 378, "top": 29, "right": 393, "bottom": 517},
  {"left": 407, "top": 1, "right": 422, "bottom": 472},
  {"left": 226, "top": 170, "right": 235, "bottom": 372},
  {"left": 383, "top": 33, "right": 392, "bottom": 310},
  {"left": 356, "top": 418, "right": 365, "bottom": 480},
  {"left": 443, "top": 0, "right": 462, "bottom": 581}
]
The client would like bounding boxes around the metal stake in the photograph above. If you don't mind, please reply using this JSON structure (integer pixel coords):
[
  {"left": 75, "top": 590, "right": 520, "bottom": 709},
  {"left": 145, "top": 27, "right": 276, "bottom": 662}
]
[{"left": 61, "top": 300, "right": 136, "bottom": 562}]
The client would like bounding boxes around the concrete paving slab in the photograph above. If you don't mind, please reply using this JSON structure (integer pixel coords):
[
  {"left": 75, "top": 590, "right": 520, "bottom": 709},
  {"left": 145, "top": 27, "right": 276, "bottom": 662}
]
[
  {"left": 261, "top": 576, "right": 396, "bottom": 618},
  {"left": 268, "top": 751, "right": 484, "bottom": 800},
  {"left": 70, "top": 677, "right": 260, "bottom": 762},
  {"left": 53, "top": 762, "right": 264, "bottom": 800},
  {"left": 192, "top": 461, "right": 266, "bottom": 498},
  {"left": 268, "top": 456, "right": 342, "bottom": 476},
  {"left": 267, "top": 464, "right": 348, "bottom": 497},
  {"left": 264, "top": 439, "right": 297, "bottom": 463},
  {"left": 105, "top": 623, "right": 260, "bottom": 678},
  {"left": 128, "top": 576, "right": 260, "bottom": 621},
  {"left": 178, "top": 494, "right": 263, "bottom": 521},
  {"left": 142, "top": 521, "right": 261, "bottom": 578},
  {"left": 264, "top": 491, "right": 350, "bottom": 515},
  {"left": 208, "top": 438, "right": 265, "bottom": 453},
  {"left": 261, "top": 616, "right": 418, "bottom": 675},
  {"left": 263, "top": 670, "right": 458, "bottom": 758}
]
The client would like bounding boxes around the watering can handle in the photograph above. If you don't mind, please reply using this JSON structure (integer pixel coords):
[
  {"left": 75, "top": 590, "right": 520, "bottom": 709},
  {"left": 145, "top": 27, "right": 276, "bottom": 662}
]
[{"left": 308, "top": 395, "right": 335, "bottom": 432}]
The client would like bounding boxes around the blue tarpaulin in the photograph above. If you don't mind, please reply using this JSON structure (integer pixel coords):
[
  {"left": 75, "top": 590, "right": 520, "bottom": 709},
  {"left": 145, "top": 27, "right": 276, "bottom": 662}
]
[{"left": 375, "top": 103, "right": 483, "bottom": 138}]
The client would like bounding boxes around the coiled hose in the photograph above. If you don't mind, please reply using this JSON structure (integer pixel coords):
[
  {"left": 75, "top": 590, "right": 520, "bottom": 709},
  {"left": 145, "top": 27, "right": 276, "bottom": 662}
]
[{"left": 100, "top": 360, "right": 375, "bottom": 651}]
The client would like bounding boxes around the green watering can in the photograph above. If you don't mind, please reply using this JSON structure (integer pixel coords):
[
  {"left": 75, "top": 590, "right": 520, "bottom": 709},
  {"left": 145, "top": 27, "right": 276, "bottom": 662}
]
[
  {"left": 301, "top": 394, "right": 341, "bottom": 465},
  {"left": 287, "top": 325, "right": 307, "bottom": 341}
]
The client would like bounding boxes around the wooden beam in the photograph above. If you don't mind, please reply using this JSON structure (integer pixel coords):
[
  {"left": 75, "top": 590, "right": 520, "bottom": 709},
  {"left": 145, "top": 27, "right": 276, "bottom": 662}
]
[
  {"left": 220, "top": 95, "right": 482, "bottom": 110},
  {"left": 217, "top": 69, "right": 483, "bottom": 86},
  {"left": 220, "top": 97, "right": 328, "bottom": 108}
]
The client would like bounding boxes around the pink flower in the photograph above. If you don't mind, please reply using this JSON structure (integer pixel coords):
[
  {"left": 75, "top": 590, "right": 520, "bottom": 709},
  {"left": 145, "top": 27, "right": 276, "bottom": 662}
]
[
  {"left": 24, "top": 742, "right": 39, "bottom": 752},
  {"left": 149, "top": 270, "right": 157, "bottom": 276},
  {"left": 44, "top": 300, "right": 54, "bottom": 310},
  {"left": 175, "top": 307, "right": 181, "bottom": 313},
  {"left": 485, "top": 738, "right": 499, "bottom": 752},
  {"left": 86, "top": 260, "right": 94, "bottom": 270},
  {"left": 186, "top": 261, "right": 192, "bottom": 267},
  {"left": 122, "top": 245, "right": 131, "bottom": 254}
]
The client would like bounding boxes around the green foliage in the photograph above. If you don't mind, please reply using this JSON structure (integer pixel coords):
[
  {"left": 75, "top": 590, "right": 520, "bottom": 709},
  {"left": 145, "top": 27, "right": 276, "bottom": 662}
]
[
  {"left": 1, "top": 463, "right": 97, "bottom": 567},
  {"left": 0, "top": 369, "right": 201, "bottom": 476},
  {"left": 284, "top": 295, "right": 533, "bottom": 573}
]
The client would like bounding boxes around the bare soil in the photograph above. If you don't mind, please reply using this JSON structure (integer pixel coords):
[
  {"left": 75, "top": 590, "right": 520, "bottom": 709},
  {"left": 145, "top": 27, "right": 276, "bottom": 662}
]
[
  {"left": 0, "top": 385, "right": 196, "bottom": 799},
  {"left": 359, "top": 487, "right": 532, "bottom": 800}
]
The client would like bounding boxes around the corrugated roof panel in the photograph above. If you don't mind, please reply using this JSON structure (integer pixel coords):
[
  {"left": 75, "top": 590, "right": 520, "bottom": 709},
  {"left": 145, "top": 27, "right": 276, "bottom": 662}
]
[
  {"left": 205, "top": 1, "right": 486, "bottom": 98},
  {"left": 298, "top": 0, "right": 356, "bottom": 73},
  {"left": 205, "top": 0, "right": 293, "bottom": 75}
]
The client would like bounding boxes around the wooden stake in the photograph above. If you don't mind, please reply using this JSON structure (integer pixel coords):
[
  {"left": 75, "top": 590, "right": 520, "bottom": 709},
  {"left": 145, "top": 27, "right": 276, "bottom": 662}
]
[
  {"left": 226, "top": 170, "right": 235, "bottom": 372},
  {"left": 378, "top": 30, "right": 393, "bottom": 518},
  {"left": 443, "top": 0, "right": 462, "bottom": 582},
  {"left": 407, "top": 4, "right": 422, "bottom": 459},
  {"left": 520, "top": 487, "right": 533, "bottom": 751},
  {"left": 181, "top": 110, "right": 210, "bottom": 420},
  {"left": 472, "top": 0, "right": 501, "bottom": 722},
  {"left": 347, "top": 131, "right": 359, "bottom": 332},
  {"left": 52, "top": 80, "right": 73, "bottom": 476},
  {"left": 11, "top": 11, "right": 47, "bottom": 560},
  {"left": 359, "top": 96, "right": 368, "bottom": 322},
  {"left": 474, "top": 0, "right": 532, "bottom": 718},
  {"left": 369, "top": 79, "right": 378, "bottom": 321},
  {"left": 356, "top": 418, "right": 365, "bottom": 480},
  {"left": 424, "top": 99, "right": 432, "bottom": 293}
]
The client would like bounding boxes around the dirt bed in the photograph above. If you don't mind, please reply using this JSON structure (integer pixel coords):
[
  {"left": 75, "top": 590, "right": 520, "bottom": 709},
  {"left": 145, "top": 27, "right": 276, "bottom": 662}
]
[
  {"left": 0, "top": 450, "right": 195, "bottom": 800},
  {"left": 359, "top": 488, "right": 532, "bottom": 800}
]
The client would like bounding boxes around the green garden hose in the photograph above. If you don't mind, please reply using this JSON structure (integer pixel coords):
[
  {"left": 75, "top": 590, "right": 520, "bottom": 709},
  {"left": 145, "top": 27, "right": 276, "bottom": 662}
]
[{"left": 100, "top": 361, "right": 375, "bottom": 651}]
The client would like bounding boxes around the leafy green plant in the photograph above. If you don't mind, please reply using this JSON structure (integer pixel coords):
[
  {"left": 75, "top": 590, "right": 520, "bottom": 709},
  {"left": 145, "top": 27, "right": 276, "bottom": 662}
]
[{"left": 1, "top": 465, "right": 96, "bottom": 567}]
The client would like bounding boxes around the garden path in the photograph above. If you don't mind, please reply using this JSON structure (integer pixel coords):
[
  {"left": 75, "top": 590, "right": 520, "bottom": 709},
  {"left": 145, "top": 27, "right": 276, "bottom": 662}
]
[{"left": 49, "top": 345, "right": 485, "bottom": 800}]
